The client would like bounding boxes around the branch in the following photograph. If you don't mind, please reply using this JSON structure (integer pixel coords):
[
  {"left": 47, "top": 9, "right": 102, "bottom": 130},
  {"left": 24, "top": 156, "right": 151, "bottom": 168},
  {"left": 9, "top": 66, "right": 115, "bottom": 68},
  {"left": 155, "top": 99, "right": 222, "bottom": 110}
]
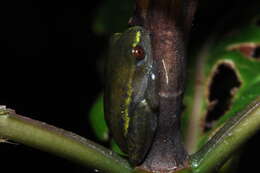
[
  {"left": 132, "top": 0, "right": 198, "bottom": 172},
  {"left": 191, "top": 97, "right": 260, "bottom": 173},
  {"left": 0, "top": 107, "right": 132, "bottom": 173}
]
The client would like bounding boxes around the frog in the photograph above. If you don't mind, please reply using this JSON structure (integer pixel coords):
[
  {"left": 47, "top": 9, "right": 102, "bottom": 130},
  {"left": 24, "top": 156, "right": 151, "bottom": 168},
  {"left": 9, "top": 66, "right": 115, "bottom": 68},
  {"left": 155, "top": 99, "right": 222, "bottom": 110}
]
[{"left": 104, "top": 26, "right": 159, "bottom": 165}]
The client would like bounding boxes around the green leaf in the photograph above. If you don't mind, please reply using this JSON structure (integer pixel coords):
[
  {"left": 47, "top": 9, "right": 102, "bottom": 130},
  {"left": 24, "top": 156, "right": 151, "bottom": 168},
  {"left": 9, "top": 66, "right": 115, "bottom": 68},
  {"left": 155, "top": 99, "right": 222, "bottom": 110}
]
[
  {"left": 89, "top": 94, "right": 109, "bottom": 142},
  {"left": 183, "top": 4, "right": 260, "bottom": 154},
  {"left": 110, "top": 139, "right": 127, "bottom": 156}
]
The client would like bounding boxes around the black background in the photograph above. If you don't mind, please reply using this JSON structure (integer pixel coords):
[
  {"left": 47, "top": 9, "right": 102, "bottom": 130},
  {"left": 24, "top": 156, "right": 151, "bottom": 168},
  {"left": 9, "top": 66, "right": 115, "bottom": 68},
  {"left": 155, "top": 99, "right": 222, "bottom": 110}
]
[
  {"left": 0, "top": 0, "right": 103, "bottom": 173},
  {"left": 0, "top": 0, "right": 259, "bottom": 173}
]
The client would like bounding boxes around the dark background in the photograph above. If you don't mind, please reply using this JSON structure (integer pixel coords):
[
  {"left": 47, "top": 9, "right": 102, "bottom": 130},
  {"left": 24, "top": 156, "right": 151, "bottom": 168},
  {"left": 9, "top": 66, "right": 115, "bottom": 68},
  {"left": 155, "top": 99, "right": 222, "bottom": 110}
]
[
  {"left": 0, "top": 0, "right": 104, "bottom": 173},
  {"left": 0, "top": 0, "right": 259, "bottom": 173}
]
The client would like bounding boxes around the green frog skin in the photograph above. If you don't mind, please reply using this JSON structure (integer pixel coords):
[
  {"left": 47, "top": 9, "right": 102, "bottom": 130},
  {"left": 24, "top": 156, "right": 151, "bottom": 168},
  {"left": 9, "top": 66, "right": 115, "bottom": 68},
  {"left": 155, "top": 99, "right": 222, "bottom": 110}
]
[{"left": 104, "top": 26, "right": 158, "bottom": 165}]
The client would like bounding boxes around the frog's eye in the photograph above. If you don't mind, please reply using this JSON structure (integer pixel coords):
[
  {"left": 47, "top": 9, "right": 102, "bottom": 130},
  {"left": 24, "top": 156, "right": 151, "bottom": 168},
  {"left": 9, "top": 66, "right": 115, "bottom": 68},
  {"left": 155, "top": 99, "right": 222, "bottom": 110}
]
[{"left": 131, "top": 45, "right": 145, "bottom": 60}]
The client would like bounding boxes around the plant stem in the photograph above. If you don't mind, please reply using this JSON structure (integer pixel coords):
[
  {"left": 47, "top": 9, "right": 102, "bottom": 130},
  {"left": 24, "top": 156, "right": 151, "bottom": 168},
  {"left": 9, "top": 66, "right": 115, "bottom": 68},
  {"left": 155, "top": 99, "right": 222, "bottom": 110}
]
[
  {"left": 0, "top": 107, "right": 132, "bottom": 173},
  {"left": 191, "top": 97, "right": 260, "bottom": 173},
  {"left": 133, "top": 0, "right": 198, "bottom": 172}
]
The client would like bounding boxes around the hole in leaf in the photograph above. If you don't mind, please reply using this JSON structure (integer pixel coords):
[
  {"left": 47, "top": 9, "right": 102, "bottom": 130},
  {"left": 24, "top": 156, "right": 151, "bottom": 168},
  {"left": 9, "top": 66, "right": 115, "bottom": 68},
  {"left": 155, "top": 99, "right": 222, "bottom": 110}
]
[
  {"left": 252, "top": 46, "right": 260, "bottom": 59},
  {"left": 204, "top": 63, "right": 241, "bottom": 132}
]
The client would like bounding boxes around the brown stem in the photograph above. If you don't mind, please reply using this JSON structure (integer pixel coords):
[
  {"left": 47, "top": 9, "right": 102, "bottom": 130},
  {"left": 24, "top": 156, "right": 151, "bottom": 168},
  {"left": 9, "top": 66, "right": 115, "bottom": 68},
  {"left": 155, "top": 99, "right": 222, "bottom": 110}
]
[{"left": 133, "top": 0, "right": 198, "bottom": 172}]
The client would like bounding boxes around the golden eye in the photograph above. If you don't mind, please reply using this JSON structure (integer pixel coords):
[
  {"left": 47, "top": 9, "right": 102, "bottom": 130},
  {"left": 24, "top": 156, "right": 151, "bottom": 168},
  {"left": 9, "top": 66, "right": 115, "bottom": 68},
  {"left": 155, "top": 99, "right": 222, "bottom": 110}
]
[{"left": 131, "top": 46, "right": 145, "bottom": 60}]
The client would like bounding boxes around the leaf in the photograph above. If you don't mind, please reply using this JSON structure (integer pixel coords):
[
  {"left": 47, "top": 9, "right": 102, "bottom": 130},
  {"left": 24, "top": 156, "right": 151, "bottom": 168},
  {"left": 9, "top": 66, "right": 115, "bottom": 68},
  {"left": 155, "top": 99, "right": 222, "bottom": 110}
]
[
  {"left": 183, "top": 3, "right": 260, "bottom": 153},
  {"left": 89, "top": 94, "right": 109, "bottom": 142}
]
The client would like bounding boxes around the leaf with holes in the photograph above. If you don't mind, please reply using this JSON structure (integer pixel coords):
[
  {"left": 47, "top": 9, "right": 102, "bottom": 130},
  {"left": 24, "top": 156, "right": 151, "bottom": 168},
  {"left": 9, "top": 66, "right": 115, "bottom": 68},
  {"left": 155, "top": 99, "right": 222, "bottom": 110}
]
[{"left": 183, "top": 3, "right": 260, "bottom": 154}]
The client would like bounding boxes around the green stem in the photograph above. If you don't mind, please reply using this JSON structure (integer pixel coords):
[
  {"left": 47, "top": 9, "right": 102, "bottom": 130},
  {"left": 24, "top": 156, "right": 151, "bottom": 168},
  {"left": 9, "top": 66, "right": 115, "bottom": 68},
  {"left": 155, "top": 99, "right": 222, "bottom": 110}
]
[
  {"left": 0, "top": 107, "right": 132, "bottom": 173},
  {"left": 190, "top": 97, "right": 260, "bottom": 173}
]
